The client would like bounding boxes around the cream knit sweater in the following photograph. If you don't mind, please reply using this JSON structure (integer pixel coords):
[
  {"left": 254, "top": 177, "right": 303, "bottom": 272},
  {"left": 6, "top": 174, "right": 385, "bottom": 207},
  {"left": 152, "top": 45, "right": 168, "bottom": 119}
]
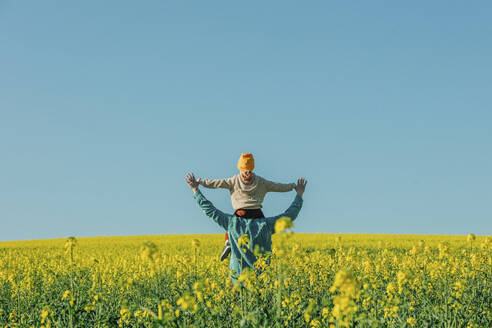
[{"left": 197, "top": 174, "right": 296, "bottom": 210}]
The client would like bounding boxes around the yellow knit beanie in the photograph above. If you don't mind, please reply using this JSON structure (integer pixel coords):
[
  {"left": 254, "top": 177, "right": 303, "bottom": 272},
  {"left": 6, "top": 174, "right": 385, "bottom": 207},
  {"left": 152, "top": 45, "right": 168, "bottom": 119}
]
[{"left": 237, "top": 153, "right": 255, "bottom": 171}]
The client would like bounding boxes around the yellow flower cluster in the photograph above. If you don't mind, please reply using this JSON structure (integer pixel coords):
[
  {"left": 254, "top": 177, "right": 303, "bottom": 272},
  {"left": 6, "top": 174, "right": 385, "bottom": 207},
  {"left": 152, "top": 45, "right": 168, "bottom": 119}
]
[
  {"left": 237, "top": 234, "right": 250, "bottom": 248},
  {"left": 177, "top": 294, "right": 198, "bottom": 313},
  {"left": 191, "top": 239, "right": 201, "bottom": 248},
  {"left": 328, "top": 269, "right": 359, "bottom": 327},
  {"left": 274, "top": 216, "right": 293, "bottom": 233},
  {"left": 140, "top": 241, "right": 158, "bottom": 261}
]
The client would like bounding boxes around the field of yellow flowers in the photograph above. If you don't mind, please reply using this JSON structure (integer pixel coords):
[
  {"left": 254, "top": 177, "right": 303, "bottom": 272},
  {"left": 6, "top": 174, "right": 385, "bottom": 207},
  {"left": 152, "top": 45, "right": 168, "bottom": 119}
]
[{"left": 0, "top": 233, "right": 490, "bottom": 328}]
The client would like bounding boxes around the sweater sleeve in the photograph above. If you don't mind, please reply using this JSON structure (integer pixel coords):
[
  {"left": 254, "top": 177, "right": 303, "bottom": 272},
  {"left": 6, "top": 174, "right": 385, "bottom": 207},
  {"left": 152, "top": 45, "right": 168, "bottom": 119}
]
[
  {"left": 193, "top": 190, "right": 230, "bottom": 230},
  {"left": 263, "top": 178, "right": 296, "bottom": 193},
  {"left": 198, "top": 177, "right": 234, "bottom": 190},
  {"left": 266, "top": 195, "right": 303, "bottom": 234}
]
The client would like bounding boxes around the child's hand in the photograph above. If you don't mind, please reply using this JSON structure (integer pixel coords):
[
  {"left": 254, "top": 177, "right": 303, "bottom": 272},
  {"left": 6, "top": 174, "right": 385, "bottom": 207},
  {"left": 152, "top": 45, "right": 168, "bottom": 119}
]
[
  {"left": 295, "top": 178, "right": 307, "bottom": 197},
  {"left": 185, "top": 173, "right": 199, "bottom": 192}
]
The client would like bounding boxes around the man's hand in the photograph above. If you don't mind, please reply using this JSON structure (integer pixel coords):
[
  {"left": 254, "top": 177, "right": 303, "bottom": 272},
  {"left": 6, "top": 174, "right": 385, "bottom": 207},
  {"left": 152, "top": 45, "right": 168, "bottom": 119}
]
[
  {"left": 295, "top": 178, "right": 307, "bottom": 197},
  {"left": 185, "top": 173, "right": 199, "bottom": 193}
]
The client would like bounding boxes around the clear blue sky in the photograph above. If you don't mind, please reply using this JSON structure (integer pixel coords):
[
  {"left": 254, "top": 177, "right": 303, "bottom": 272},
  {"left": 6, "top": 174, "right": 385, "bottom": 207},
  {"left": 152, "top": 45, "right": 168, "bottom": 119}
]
[{"left": 1, "top": 1, "right": 491, "bottom": 241}]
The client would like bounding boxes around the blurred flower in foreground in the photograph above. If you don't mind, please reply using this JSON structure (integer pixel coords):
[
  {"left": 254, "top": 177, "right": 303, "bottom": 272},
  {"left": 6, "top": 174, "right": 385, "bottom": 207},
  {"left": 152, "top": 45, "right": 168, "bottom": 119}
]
[
  {"left": 140, "top": 241, "right": 158, "bottom": 261},
  {"left": 191, "top": 239, "right": 201, "bottom": 248},
  {"left": 275, "top": 217, "right": 293, "bottom": 233}
]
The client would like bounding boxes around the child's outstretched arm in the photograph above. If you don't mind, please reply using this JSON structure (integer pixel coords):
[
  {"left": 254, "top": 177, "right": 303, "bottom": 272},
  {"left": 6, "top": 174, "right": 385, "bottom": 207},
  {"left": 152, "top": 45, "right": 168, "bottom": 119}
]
[
  {"left": 196, "top": 176, "right": 234, "bottom": 190},
  {"left": 263, "top": 178, "right": 296, "bottom": 192},
  {"left": 185, "top": 173, "right": 230, "bottom": 230}
]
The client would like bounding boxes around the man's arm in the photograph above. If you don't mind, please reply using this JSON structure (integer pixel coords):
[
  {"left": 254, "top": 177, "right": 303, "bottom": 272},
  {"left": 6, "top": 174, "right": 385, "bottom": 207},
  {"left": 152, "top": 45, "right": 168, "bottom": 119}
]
[
  {"left": 185, "top": 173, "right": 230, "bottom": 230},
  {"left": 193, "top": 190, "right": 230, "bottom": 230},
  {"left": 197, "top": 177, "right": 234, "bottom": 190},
  {"left": 266, "top": 178, "right": 307, "bottom": 233},
  {"left": 263, "top": 178, "right": 296, "bottom": 193}
]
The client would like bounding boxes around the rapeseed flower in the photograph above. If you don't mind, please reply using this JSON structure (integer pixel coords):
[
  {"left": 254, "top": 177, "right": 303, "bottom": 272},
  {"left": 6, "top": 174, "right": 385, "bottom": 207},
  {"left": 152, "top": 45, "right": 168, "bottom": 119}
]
[
  {"left": 191, "top": 239, "right": 201, "bottom": 248},
  {"left": 274, "top": 217, "right": 293, "bottom": 233}
]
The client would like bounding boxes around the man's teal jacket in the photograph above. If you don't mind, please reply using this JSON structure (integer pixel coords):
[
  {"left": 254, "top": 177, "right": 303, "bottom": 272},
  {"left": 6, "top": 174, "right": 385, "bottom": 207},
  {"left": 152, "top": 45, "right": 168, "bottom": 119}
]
[{"left": 193, "top": 189, "right": 303, "bottom": 279}]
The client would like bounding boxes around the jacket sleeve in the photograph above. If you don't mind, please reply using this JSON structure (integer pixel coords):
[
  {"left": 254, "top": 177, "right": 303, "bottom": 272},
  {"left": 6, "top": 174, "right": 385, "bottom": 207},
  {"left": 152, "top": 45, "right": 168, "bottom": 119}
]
[
  {"left": 198, "top": 177, "right": 234, "bottom": 190},
  {"left": 194, "top": 190, "right": 230, "bottom": 230},
  {"left": 266, "top": 195, "right": 303, "bottom": 234},
  {"left": 263, "top": 178, "right": 296, "bottom": 193}
]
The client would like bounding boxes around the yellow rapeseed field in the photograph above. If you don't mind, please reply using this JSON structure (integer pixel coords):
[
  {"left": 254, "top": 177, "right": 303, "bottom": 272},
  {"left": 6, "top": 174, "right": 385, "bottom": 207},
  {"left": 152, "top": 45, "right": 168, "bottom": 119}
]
[{"left": 0, "top": 233, "right": 490, "bottom": 327}]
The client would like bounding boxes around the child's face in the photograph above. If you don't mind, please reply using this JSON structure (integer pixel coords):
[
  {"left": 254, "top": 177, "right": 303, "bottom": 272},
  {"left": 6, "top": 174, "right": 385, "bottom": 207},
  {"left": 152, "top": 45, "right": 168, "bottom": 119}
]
[{"left": 239, "top": 170, "right": 254, "bottom": 184}]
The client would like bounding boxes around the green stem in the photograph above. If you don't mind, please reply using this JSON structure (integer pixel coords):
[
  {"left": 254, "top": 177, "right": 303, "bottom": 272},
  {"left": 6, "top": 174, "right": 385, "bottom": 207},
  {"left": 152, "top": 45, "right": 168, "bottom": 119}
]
[
  {"left": 276, "top": 243, "right": 284, "bottom": 324},
  {"left": 194, "top": 248, "right": 197, "bottom": 277},
  {"left": 69, "top": 247, "right": 74, "bottom": 328}
]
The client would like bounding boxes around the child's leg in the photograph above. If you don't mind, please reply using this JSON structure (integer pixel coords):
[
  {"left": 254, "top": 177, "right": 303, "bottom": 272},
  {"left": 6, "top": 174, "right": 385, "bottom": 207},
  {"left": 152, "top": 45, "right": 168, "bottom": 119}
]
[{"left": 220, "top": 233, "right": 231, "bottom": 261}]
